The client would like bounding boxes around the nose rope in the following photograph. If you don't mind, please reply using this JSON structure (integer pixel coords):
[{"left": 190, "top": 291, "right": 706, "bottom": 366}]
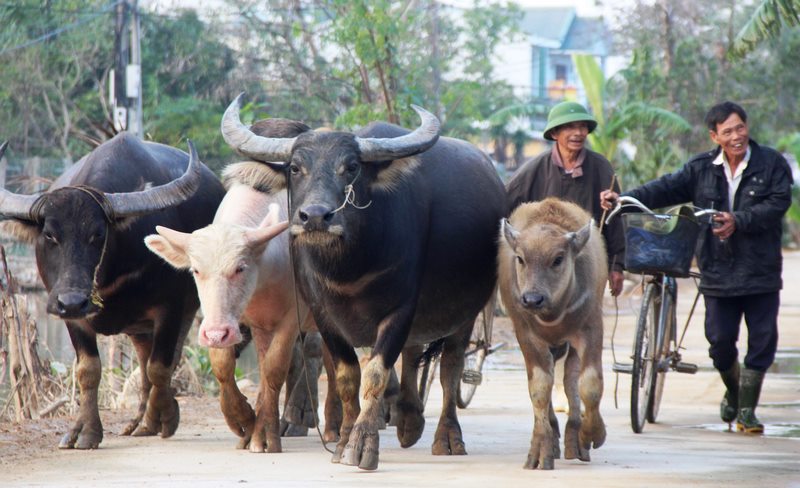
[{"left": 330, "top": 167, "right": 371, "bottom": 214}]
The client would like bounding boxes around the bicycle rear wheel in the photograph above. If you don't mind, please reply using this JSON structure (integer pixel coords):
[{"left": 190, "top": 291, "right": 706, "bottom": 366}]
[
  {"left": 418, "top": 355, "right": 439, "bottom": 410},
  {"left": 647, "top": 282, "right": 674, "bottom": 423},
  {"left": 631, "top": 281, "right": 661, "bottom": 433},
  {"left": 457, "top": 296, "right": 495, "bottom": 408}
]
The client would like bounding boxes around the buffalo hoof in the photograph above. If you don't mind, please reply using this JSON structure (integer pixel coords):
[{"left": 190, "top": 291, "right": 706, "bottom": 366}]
[
  {"left": 340, "top": 424, "right": 380, "bottom": 470},
  {"left": 131, "top": 423, "right": 157, "bottom": 437},
  {"left": 279, "top": 419, "right": 309, "bottom": 437},
  {"left": 431, "top": 419, "right": 466, "bottom": 456},
  {"left": 525, "top": 432, "right": 555, "bottom": 469},
  {"left": 143, "top": 397, "right": 180, "bottom": 438},
  {"left": 58, "top": 423, "right": 103, "bottom": 450},
  {"left": 323, "top": 426, "right": 340, "bottom": 443},
  {"left": 564, "top": 418, "right": 581, "bottom": 460},
  {"left": 524, "top": 451, "right": 555, "bottom": 470},
  {"left": 583, "top": 417, "right": 606, "bottom": 449},
  {"left": 394, "top": 400, "right": 425, "bottom": 448},
  {"left": 120, "top": 411, "right": 145, "bottom": 436}
]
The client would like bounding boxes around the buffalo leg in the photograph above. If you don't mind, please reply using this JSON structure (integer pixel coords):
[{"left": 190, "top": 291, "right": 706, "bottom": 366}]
[
  {"left": 321, "top": 331, "right": 361, "bottom": 465},
  {"left": 517, "top": 331, "right": 556, "bottom": 470},
  {"left": 573, "top": 329, "right": 606, "bottom": 460},
  {"left": 249, "top": 324, "right": 297, "bottom": 453},
  {"left": 122, "top": 333, "right": 154, "bottom": 436},
  {"left": 321, "top": 342, "right": 341, "bottom": 443},
  {"left": 337, "top": 308, "right": 415, "bottom": 470},
  {"left": 59, "top": 322, "right": 103, "bottom": 449},
  {"left": 432, "top": 325, "right": 470, "bottom": 456},
  {"left": 280, "top": 335, "right": 308, "bottom": 436},
  {"left": 394, "top": 346, "right": 425, "bottom": 448},
  {"left": 136, "top": 305, "right": 193, "bottom": 438},
  {"left": 563, "top": 345, "right": 585, "bottom": 460},
  {"left": 210, "top": 346, "right": 255, "bottom": 449}
]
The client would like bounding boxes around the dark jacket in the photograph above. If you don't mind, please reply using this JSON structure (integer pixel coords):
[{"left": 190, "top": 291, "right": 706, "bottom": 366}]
[
  {"left": 624, "top": 140, "right": 793, "bottom": 297},
  {"left": 506, "top": 147, "right": 625, "bottom": 273}
]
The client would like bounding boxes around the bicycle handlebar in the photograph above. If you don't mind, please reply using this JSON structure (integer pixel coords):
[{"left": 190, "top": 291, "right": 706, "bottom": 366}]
[{"left": 604, "top": 195, "right": 721, "bottom": 226}]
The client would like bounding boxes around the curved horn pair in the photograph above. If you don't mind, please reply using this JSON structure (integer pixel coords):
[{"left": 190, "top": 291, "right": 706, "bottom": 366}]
[
  {"left": 0, "top": 140, "right": 204, "bottom": 221},
  {"left": 220, "top": 93, "right": 441, "bottom": 163}
]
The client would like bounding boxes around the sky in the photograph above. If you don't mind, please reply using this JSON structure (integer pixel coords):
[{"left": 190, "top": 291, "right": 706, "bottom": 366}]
[{"left": 446, "top": 0, "right": 635, "bottom": 17}]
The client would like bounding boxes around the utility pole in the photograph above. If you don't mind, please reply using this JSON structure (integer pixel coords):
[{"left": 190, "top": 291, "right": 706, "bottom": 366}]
[{"left": 111, "top": 0, "right": 142, "bottom": 138}]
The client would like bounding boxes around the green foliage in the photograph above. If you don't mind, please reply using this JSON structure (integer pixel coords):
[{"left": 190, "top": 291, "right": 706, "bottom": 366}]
[
  {"left": 730, "top": 0, "right": 800, "bottom": 59},
  {"left": 571, "top": 53, "right": 691, "bottom": 189}
]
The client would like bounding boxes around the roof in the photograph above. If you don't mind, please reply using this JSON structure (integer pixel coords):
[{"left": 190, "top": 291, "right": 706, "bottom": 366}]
[{"left": 519, "top": 7, "right": 609, "bottom": 56}]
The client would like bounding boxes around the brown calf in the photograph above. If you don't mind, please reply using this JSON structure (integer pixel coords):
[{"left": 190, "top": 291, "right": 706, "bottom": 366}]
[{"left": 498, "top": 197, "right": 607, "bottom": 470}]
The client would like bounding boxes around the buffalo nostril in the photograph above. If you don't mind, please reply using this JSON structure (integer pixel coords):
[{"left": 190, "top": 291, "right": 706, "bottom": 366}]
[
  {"left": 57, "top": 292, "right": 91, "bottom": 316},
  {"left": 300, "top": 204, "right": 334, "bottom": 227},
  {"left": 521, "top": 293, "right": 545, "bottom": 309}
]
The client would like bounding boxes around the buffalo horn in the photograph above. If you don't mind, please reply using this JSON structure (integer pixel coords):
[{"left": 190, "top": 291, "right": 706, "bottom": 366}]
[
  {"left": 0, "top": 141, "right": 40, "bottom": 220},
  {"left": 356, "top": 105, "right": 440, "bottom": 162},
  {"left": 220, "top": 93, "right": 294, "bottom": 165},
  {"left": 105, "top": 140, "right": 204, "bottom": 218}
]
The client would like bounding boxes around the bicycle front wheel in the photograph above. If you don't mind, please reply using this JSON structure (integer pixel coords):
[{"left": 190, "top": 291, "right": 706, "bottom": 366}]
[
  {"left": 647, "top": 283, "right": 674, "bottom": 423},
  {"left": 631, "top": 281, "right": 661, "bottom": 433},
  {"left": 457, "top": 296, "right": 495, "bottom": 408}
]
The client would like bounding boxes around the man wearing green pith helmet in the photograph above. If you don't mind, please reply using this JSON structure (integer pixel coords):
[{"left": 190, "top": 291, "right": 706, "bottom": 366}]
[{"left": 507, "top": 101, "right": 625, "bottom": 297}]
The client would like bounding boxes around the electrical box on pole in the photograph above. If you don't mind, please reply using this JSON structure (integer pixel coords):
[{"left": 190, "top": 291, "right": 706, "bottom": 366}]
[{"left": 111, "top": 0, "right": 142, "bottom": 138}]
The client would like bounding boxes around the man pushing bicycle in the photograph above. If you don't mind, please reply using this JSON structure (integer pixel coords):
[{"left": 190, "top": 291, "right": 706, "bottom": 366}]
[{"left": 600, "top": 101, "right": 793, "bottom": 434}]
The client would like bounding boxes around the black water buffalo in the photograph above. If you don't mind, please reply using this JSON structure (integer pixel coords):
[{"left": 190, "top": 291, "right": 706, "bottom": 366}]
[
  {"left": 0, "top": 134, "right": 225, "bottom": 449},
  {"left": 220, "top": 95, "right": 506, "bottom": 470}
]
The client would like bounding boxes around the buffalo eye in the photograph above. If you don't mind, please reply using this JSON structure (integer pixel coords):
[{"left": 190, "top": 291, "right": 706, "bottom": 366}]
[
  {"left": 515, "top": 255, "right": 524, "bottom": 265},
  {"left": 88, "top": 231, "right": 104, "bottom": 245},
  {"left": 289, "top": 163, "right": 301, "bottom": 176},
  {"left": 552, "top": 255, "right": 564, "bottom": 268},
  {"left": 43, "top": 231, "right": 57, "bottom": 244},
  {"left": 234, "top": 264, "right": 246, "bottom": 275},
  {"left": 190, "top": 267, "right": 199, "bottom": 276}
]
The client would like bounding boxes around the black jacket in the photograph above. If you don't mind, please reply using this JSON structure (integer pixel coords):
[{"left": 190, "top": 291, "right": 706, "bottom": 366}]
[
  {"left": 506, "top": 148, "right": 626, "bottom": 273},
  {"left": 624, "top": 140, "right": 793, "bottom": 297}
]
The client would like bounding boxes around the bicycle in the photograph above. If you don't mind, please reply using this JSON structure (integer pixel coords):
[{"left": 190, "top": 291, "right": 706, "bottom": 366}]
[
  {"left": 606, "top": 196, "right": 719, "bottom": 433},
  {"left": 417, "top": 290, "right": 502, "bottom": 409}
]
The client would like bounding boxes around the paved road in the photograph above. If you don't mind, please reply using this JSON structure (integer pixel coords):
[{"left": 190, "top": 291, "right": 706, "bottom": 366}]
[{"left": 4, "top": 255, "right": 800, "bottom": 487}]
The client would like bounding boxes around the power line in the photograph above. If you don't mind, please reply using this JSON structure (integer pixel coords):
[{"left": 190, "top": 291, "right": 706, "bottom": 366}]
[{"left": 0, "top": 0, "right": 122, "bottom": 57}]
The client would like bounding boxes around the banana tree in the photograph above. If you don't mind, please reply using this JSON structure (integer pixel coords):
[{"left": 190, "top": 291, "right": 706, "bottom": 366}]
[
  {"left": 572, "top": 53, "right": 691, "bottom": 167},
  {"left": 729, "top": 0, "right": 800, "bottom": 59}
]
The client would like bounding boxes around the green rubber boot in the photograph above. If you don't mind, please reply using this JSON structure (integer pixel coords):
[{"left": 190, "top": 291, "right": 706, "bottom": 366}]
[
  {"left": 736, "top": 368, "right": 765, "bottom": 434},
  {"left": 718, "top": 362, "right": 739, "bottom": 425}
]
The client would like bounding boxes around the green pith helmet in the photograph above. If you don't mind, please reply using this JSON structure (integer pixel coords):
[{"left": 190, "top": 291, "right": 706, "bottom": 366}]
[{"left": 543, "top": 101, "right": 598, "bottom": 140}]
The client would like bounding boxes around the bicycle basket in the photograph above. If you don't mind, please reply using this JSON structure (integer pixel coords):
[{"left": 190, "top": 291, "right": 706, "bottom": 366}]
[{"left": 622, "top": 206, "right": 700, "bottom": 277}]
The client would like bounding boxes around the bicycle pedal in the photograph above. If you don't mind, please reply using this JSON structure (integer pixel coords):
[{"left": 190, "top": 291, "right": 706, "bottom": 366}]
[
  {"left": 462, "top": 369, "right": 483, "bottom": 385},
  {"left": 674, "top": 361, "right": 698, "bottom": 374},
  {"left": 612, "top": 363, "right": 632, "bottom": 374}
]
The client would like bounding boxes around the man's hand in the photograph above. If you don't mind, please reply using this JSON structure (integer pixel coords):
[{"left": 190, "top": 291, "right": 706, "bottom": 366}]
[
  {"left": 609, "top": 270, "right": 624, "bottom": 297},
  {"left": 600, "top": 190, "right": 619, "bottom": 211},
  {"left": 712, "top": 212, "right": 736, "bottom": 241}
]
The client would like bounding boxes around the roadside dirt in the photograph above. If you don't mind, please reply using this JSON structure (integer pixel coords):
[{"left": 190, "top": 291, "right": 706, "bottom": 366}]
[{"left": 2, "top": 255, "right": 800, "bottom": 487}]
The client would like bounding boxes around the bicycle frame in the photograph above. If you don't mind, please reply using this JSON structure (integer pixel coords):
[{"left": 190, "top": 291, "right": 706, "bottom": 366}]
[{"left": 607, "top": 196, "right": 713, "bottom": 433}]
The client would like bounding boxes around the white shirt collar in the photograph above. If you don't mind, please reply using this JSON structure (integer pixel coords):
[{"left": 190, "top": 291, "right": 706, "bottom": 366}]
[{"left": 712, "top": 146, "right": 751, "bottom": 178}]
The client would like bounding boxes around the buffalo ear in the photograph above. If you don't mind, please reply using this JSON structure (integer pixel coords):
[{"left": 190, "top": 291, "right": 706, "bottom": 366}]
[
  {"left": 0, "top": 219, "right": 39, "bottom": 244},
  {"left": 246, "top": 203, "right": 289, "bottom": 250},
  {"left": 144, "top": 226, "right": 192, "bottom": 269},
  {"left": 500, "top": 218, "right": 520, "bottom": 250},
  {"left": 566, "top": 219, "right": 593, "bottom": 254}
]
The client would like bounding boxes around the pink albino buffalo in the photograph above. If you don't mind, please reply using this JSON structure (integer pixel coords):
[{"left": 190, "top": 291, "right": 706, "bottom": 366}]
[{"left": 145, "top": 182, "right": 340, "bottom": 452}]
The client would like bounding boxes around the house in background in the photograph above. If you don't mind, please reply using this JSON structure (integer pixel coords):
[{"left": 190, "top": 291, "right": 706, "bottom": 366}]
[
  {"left": 495, "top": 6, "right": 612, "bottom": 104},
  {"left": 492, "top": 6, "right": 613, "bottom": 166}
]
